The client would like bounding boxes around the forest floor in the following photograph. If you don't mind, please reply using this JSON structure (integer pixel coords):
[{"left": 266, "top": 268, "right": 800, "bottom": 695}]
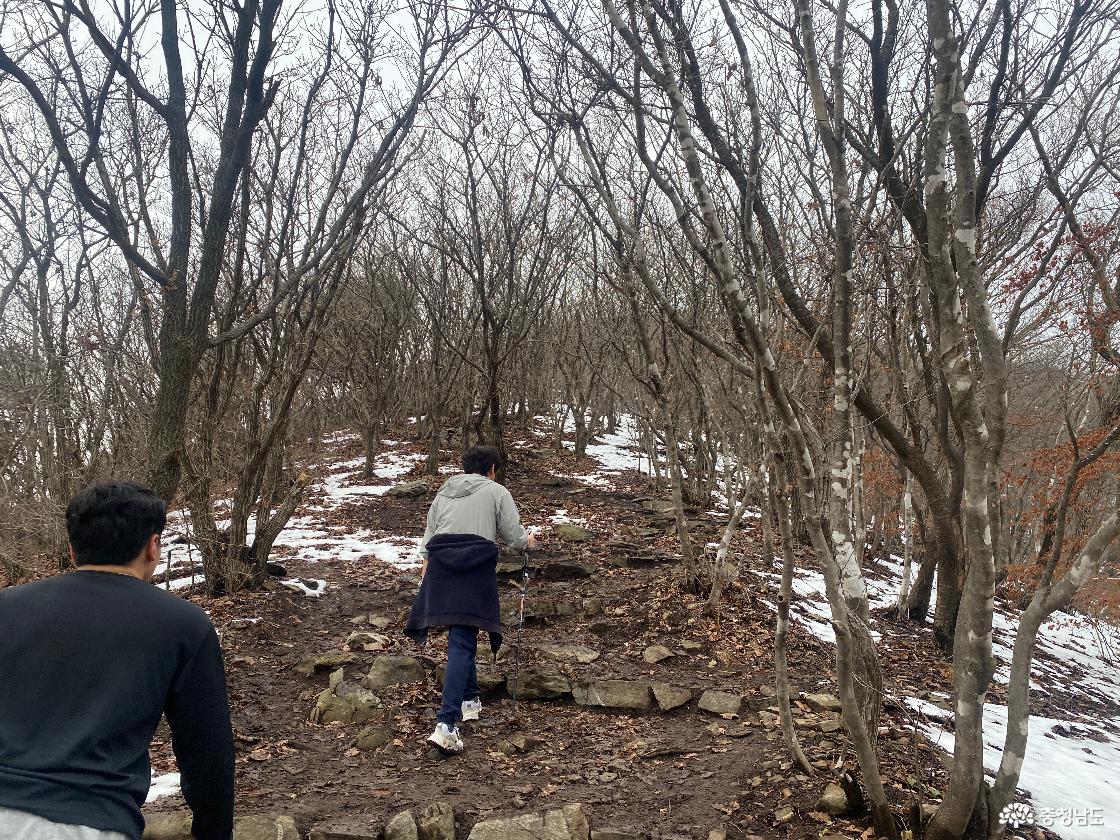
[{"left": 89, "top": 421, "right": 1120, "bottom": 839}]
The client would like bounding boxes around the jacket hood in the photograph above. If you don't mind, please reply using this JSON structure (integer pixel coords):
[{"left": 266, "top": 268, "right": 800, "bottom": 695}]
[{"left": 438, "top": 473, "right": 493, "bottom": 499}]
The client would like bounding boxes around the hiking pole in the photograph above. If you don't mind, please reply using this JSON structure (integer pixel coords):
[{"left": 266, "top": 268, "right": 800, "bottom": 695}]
[{"left": 508, "top": 548, "right": 531, "bottom": 715}]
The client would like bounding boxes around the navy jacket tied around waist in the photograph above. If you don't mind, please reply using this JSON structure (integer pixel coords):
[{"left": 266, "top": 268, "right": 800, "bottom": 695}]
[{"left": 405, "top": 533, "right": 503, "bottom": 653}]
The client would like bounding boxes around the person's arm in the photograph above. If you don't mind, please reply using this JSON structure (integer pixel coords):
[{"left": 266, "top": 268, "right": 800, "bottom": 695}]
[
  {"left": 419, "top": 498, "right": 439, "bottom": 578},
  {"left": 165, "top": 628, "right": 234, "bottom": 840},
  {"left": 496, "top": 488, "right": 531, "bottom": 551}
]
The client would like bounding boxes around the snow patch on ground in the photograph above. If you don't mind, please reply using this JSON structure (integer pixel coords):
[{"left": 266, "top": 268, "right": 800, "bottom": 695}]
[
  {"left": 773, "top": 549, "right": 1120, "bottom": 839},
  {"left": 365, "top": 536, "right": 424, "bottom": 569},
  {"left": 146, "top": 772, "right": 181, "bottom": 803},
  {"left": 906, "top": 698, "right": 1115, "bottom": 840},
  {"left": 281, "top": 577, "right": 328, "bottom": 597},
  {"left": 550, "top": 509, "right": 588, "bottom": 526},
  {"left": 562, "top": 414, "right": 643, "bottom": 479}
]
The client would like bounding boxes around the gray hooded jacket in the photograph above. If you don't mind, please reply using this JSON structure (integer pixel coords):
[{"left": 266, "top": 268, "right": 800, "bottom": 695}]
[{"left": 419, "top": 474, "right": 529, "bottom": 559}]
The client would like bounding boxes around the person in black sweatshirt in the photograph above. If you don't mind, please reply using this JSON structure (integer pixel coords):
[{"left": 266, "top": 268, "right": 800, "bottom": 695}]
[{"left": 0, "top": 482, "right": 234, "bottom": 840}]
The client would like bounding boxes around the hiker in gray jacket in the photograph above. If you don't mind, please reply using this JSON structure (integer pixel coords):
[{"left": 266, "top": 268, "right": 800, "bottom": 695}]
[{"left": 415, "top": 445, "right": 535, "bottom": 753}]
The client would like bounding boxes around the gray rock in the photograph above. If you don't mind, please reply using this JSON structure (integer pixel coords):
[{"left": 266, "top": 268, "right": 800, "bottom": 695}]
[
  {"left": 309, "top": 826, "right": 382, "bottom": 840},
  {"left": 698, "top": 690, "right": 742, "bottom": 716},
  {"left": 388, "top": 480, "right": 429, "bottom": 498},
  {"left": 355, "top": 724, "right": 391, "bottom": 751},
  {"left": 501, "top": 732, "right": 543, "bottom": 753},
  {"left": 573, "top": 680, "right": 653, "bottom": 711},
  {"left": 477, "top": 665, "right": 506, "bottom": 692},
  {"left": 772, "top": 806, "right": 794, "bottom": 824},
  {"left": 515, "top": 668, "right": 572, "bottom": 700},
  {"left": 816, "top": 782, "right": 849, "bottom": 815},
  {"left": 591, "top": 831, "right": 645, "bottom": 840},
  {"left": 310, "top": 683, "right": 385, "bottom": 725},
  {"left": 294, "top": 652, "right": 359, "bottom": 678},
  {"left": 802, "top": 692, "right": 843, "bottom": 713},
  {"left": 680, "top": 640, "right": 703, "bottom": 653},
  {"left": 385, "top": 811, "right": 419, "bottom": 840},
  {"left": 651, "top": 683, "right": 692, "bottom": 712},
  {"left": 642, "top": 645, "right": 674, "bottom": 664},
  {"left": 538, "top": 644, "right": 601, "bottom": 664},
  {"left": 148, "top": 814, "right": 301, "bottom": 840},
  {"left": 142, "top": 812, "right": 193, "bottom": 839},
  {"left": 417, "top": 802, "right": 456, "bottom": 840},
  {"left": 553, "top": 524, "right": 593, "bottom": 542},
  {"left": 581, "top": 597, "right": 603, "bottom": 615},
  {"left": 235, "top": 816, "right": 301, "bottom": 840},
  {"left": 346, "top": 631, "right": 393, "bottom": 652},
  {"left": 540, "top": 559, "right": 596, "bottom": 579},
  {"left": 363, "top": 655, "right": 426, "bottom": 690},
  {"left": 468, "top": 804, "right": 589, "bottom": 840}
]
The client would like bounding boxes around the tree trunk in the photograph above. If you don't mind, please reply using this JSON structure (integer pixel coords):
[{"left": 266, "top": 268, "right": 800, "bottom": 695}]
[
  {"left": 664, "top": 406, "right": 699, "bottom": 593},
  {"left": 427, "top": 410, "right": 442, "bottom": 475},
  {"left": 766, "top": 456, "right": 813, "bottom": 775},
  {"left": 895, "top": 472, "right": 913, "bottom": 618},
  {"left": 705, "top": 474, "right": 750, "bottom": 615}
]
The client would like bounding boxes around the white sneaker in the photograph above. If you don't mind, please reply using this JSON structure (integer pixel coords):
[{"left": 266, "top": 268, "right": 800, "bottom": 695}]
[
  {"left": 426, "top": 722, "right": 464, "bottom": 754},
  {"left": 461, "top": 698, "right": 482, "bottom": 721}
]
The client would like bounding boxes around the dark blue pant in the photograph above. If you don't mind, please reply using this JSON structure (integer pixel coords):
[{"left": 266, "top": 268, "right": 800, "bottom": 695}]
[{"left": 438, "top": 625, "right": 480, "bottom": 727}]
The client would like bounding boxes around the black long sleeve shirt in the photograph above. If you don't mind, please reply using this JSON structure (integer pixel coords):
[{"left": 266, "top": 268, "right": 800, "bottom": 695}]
[{"left": 0, "top": 569, "right": 234, "bottom": 840}]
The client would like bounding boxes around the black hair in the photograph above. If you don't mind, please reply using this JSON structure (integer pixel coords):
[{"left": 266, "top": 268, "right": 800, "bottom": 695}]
[
  {"left": 66, "top": 481, "right": 167, "bottom": 566},
  {"left": 463, "top": 445, "right": 501, "bottom": 477}
]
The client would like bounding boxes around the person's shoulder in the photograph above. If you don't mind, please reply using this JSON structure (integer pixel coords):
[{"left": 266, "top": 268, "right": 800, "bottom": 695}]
[
  {"left": 0, "top": 574, "right": 63, "bottom": 602},
  {"left": 144, "top": 584, "right": 214, "bottom": 629},
  {"left": 487, "top": 480, "right": 515, "bottom": 501}
]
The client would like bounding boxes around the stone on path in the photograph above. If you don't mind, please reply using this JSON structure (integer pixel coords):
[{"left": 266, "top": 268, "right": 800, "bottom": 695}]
[
  {"left": 538, "top": 643, "right": 601, "bottom": 664},
  {"left": 385, "top": 810, "right": 419, "bottom": 840},
  {"left": 516, "top": 668, "right": 572, "bottom": 700},
  {"left": 802, "top": 692, "right": 843, "bottom": 712},
  {"left": 573, "top": 680, "right": 653, "bottom": 711},
  {"left": 310, "top": 827, "right": 381, "bottom": 840},
  {"left": 818, "top": 716, "right": 843, "bottom": 733},
  {"left": 143, "top": 813, "right": 299, "bottom": 840},
  {"left": 698, "top": 690, "right": 742, "bottom": 716},
  {"left": 816, "top": 782, "right": 850, "bottom": 815},
  {"left": 295, "top": 652, "right": 359, "bottom": 678},
  {"left": 642, "top": 645, "right": 674, "bottom": 664},
  {"left": 467, "top": 804, "right": 589, "bottom": 840},
  {"left": 142, "top": 813, "right": 193, "bottom": 839},
  {"left": 553, "top": 524, "right": 593, "bottom": 543},
  {"left": 346, "top": 631, "right": 392, "bottom": 652},
  {"left": 350, "top": 613, "right": 393, "bottom": 630},
  {"left": 772, "top": 806, "right": 795, "bottom": 824},
  {"left": 591, "top": 831, "right": 645, "bottom": 840},
  {"left": 680, "top": 640, "right": 703, "bottom": 653},
  {"left": 363, "top": 655, "right": 426, "bottom": 690},
  {"left": 310, "top": 682, "right": 385, "bottom": 725},
  {"left": 651, "top": 683, "right": 692, "bottom": 712},
  {"left": 499, "top": 559, "right": 595, "bottom": 579},
  {"left": 417, "top": 802, "right": 456, "bottom": 840},
  {"left": 355, "top": 724, "right": 391, "bottom": 751},
  {"left": 476, "top": 664, "right": 507, "bottom": 692},
  {"left": 388, "top": 480, "right": 429, "bottom": 498}
]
